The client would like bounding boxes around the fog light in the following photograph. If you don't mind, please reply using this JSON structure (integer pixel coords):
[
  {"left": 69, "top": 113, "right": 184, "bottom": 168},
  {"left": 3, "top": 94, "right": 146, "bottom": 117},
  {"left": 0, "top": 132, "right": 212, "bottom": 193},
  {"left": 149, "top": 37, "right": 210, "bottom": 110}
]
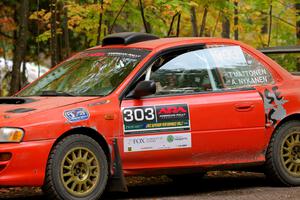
[{"left": 0, "top": 152, "right": 12, "bottom": 161}]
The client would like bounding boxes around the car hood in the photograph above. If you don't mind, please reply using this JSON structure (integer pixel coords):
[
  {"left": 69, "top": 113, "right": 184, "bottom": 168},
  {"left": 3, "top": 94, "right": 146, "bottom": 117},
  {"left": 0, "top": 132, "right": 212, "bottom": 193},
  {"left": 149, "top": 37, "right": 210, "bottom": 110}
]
[{"left": 0, "top": 96, "right": 98, "bottom": 119}]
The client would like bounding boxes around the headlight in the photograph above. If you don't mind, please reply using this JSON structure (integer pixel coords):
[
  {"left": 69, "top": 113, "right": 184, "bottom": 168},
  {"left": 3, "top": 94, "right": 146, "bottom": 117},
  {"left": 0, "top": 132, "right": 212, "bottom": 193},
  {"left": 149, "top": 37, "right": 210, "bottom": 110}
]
[{"left": 0, "top": 128, "right": 24, "bottom": 143}]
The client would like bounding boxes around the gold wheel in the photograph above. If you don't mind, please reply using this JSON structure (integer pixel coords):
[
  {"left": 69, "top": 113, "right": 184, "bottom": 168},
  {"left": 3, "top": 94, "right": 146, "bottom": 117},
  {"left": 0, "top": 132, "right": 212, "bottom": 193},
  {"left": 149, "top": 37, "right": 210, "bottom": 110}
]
[
  {"left": 60, "top": 147, "right": 100, "bottom": 197},
  {"left": 281, "top": 129, "right": 300, "bottom": 177}
]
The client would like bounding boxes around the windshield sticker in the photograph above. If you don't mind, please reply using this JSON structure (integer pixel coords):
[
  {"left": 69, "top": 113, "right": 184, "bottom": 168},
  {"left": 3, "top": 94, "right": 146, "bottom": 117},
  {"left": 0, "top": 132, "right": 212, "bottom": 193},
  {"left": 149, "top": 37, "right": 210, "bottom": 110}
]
[
  {"left": 122, "top": 104, "right": 190, "bottom": 134},
  {"left": 88, "top": 52, "right": 106, "bottom": 57},
  {"left": 261, "top": 86, "right": 288, "bottom": 125},
  {"left": 106, "top": 52, "right": 141, "bottom": 59},
  {"left": 124, "top": 133, "right": 191, "bottom": 152},
  {"left": 64, "top": 108, "right": 90, "bottom": 123}
]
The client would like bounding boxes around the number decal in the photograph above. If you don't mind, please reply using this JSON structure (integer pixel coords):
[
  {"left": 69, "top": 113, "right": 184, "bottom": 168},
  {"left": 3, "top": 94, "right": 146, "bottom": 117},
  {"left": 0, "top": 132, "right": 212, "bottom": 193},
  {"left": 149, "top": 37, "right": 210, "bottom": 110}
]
[
  {"left": 145, "top": 108, "right": 155, "bottom": 120},
  {"left": 123, "top": 109, "right": 134, "bottom": 122},
  {"left": 123, "top": 107, "right": 155, "bottom": 122},
  {"left": 122, "top": 104, "right": 190, "bottom": 134},
  {"left": 134, "top": 109, "right": 145, "bottom": 121}
]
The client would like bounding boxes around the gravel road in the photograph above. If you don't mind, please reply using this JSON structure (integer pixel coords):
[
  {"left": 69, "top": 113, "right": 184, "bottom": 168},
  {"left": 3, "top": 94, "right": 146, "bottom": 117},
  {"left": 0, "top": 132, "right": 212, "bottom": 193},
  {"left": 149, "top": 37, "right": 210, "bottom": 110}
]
[{"left": 1, "top": 171, "right": 300, "bottom": 200}]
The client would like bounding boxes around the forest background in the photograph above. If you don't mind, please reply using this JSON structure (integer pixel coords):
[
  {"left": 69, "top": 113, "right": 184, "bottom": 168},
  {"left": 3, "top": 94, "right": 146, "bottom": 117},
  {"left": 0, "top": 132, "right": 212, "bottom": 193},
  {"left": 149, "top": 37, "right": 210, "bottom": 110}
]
[{"left": 0, "top": 0, "right": 299, "bottom": 96}]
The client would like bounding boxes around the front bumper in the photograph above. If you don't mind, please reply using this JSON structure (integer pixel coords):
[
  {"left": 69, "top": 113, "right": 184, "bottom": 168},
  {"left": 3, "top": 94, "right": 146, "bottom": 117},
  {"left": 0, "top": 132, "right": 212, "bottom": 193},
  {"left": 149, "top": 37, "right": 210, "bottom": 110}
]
[{"left": 0, "top": 139, "right": 55, "bottom": 186}]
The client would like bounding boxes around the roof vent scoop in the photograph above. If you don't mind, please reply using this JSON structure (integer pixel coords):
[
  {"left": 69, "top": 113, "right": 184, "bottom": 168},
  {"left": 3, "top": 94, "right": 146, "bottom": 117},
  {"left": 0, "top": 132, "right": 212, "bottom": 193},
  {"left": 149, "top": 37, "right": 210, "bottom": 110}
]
[
  {"left": 0, "top": 98, "right": 36, "bottom": 105},
  {"left": 102, "top": 32, "right": 159, "bottom": 46}
]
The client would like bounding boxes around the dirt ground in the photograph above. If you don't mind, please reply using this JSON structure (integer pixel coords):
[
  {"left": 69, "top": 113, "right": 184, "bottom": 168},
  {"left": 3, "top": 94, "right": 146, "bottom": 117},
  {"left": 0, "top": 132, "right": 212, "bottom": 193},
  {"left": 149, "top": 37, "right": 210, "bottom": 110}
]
[{"left": 1, "top": 171, "right": 300, "bottom": 200}]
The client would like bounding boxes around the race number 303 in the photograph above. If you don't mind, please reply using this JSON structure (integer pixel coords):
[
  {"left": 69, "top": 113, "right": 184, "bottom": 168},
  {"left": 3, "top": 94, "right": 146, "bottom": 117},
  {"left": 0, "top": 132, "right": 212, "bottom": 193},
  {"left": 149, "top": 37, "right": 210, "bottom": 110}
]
[
  {"left": 122, "top": 104, "right": 190, "bottom": 134},
  {"left": 123, "top": 106, "right": 155, "bottom": 123}
]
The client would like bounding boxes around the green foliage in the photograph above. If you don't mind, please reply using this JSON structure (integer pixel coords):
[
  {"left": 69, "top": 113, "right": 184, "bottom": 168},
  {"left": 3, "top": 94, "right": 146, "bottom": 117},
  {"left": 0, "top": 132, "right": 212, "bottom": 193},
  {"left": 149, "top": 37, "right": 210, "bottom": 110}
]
[
  {"left": 0, "top": 0, "right": 299, "bottom": 71},
  {"left": 24, "top": 0, "right": 297, "bottom": 48},
  {"left": 269, "top": 53, "right": 300, "bottom": 72}
]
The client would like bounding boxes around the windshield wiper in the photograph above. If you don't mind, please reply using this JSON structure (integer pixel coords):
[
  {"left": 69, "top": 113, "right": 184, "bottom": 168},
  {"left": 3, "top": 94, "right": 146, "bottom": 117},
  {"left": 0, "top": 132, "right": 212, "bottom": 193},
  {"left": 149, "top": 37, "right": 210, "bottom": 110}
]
[{"left": 39, "top": 90, "right": 75, "bottom": 96}]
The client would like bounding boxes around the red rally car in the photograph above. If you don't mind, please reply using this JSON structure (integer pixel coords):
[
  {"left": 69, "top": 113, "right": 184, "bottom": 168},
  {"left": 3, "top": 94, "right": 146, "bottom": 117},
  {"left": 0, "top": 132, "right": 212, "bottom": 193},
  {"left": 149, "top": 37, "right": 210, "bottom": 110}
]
[{"left": 1, "top": 32, "right": 300, "bottom": 200}]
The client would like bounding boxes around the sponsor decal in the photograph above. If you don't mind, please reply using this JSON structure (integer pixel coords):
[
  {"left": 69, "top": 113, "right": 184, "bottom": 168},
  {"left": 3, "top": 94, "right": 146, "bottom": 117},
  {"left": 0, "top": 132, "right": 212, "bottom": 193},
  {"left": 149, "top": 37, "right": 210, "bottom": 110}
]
[
  {"left": 64, "top": 108, "right": 90, "bottom": 123},
  {"left": 167, "top": 135, "right": 174, "bottom": 143},
  {"left": 223, "top": 68, "right": 271, "bottom": 86},
  {"left": 122, "top": 104, "right": 190, "bottom": 134},
  {"left": 260, "top": 86, "right": 288, "bottom": 125},
  {"left": 124, "top": 133, "right": 192, "bottom": 152}
]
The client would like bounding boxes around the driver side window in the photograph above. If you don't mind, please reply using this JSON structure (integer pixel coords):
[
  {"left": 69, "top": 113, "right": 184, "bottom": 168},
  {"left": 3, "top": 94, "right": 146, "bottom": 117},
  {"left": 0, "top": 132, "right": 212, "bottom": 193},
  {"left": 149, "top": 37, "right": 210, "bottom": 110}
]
[{"left": 149, "top": 50, "right": 219, "bottom": 96}]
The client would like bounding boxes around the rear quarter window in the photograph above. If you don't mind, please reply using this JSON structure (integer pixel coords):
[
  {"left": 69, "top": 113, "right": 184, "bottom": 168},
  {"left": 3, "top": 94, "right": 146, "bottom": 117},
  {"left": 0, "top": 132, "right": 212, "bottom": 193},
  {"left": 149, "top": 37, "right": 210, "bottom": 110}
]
[{"left": 206, "top": 45, "right": 274, "bottom": 89}]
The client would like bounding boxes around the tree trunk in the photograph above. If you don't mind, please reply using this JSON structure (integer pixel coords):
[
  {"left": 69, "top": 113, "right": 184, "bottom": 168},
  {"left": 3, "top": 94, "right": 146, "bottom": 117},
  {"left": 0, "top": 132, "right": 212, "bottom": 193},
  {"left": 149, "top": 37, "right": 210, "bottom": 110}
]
[
  {"left": 50, "top": 0, "right": 58, "bottom": 67},
  {"left": 103, "top": 26, "right": 107, "bottom": 36},
  {"left": 234, "top": 0, "right": 239, "bottom": 40},
  {"left": 221, "top": 0, "right": 230, "bottom": 38},
  {"left": 21, "top": 58, "right": 27, "bottom": 88},
  {"left": 36, "top": 0, "right": 41, "bottom": 78},
  {"left": 167, "top": 13, "right": 178, "bottom": 36},
  {"left": 212, "top": 11, "right": 221, "bottom": 37},
  {"left": 261, "top": 11, "right": 268, "bottom": 35},
  {"left": 62, "top": 5, "right": 70, "bottom": 58},
  {"left": 221, "top": 14, "right": 230, "bottom": 38},
  {"left": 84, "top": 34, "right": 89, "bottom": 49},
  {"left": 104, "top": 17, "right": 110, "bottom": 36},
  {"left": 0, "top": 41, "right": 7, "bottom": 96},
  {"left": 221, "top": 10, "right": 230, "bottom": 38},
  {"left": 296, "top": 1, "right": 300, "bottom": 71},
  {"left": 10, "top": 0, "right": 29, "bottom": 95},
  {"left": 176, "top": 13, "right": 181, "bottom": 37},
  {"left": 267, "top": 2, "right": 273, "bottom": 47},
  {"left": 296, "top": 2, "right": 300, "bottom": 44},
  {"left": 190, "top": 6, "right": 198, "bottom": 37},
  {"left": 199, "top": 6, "right": 208, "bottom": 37},
  {"left": 109, "top": 0, "right": 128, "bottom": 34},
  {"left": 58, "top": 32, "right": 63, "bottom": 61},
  {"left": 139, "top": 0, "right": 151, "bottom": 33},
  {"left": 57, "top": 1, "right": 63, "bottom": 62},
  {"left": 96, "top": 0, "right": 104, "bottom": 45}
]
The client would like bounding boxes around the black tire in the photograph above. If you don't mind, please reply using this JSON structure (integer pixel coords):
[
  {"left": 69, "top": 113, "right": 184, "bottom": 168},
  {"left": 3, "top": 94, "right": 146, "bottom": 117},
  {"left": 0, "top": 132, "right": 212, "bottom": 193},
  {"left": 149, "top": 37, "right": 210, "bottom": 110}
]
[
  {"left": 265, "top": 120, "right": 300, "bottom": 186},
  {"left": 43, "top": 134, "right": 108, "bottom": 200}
]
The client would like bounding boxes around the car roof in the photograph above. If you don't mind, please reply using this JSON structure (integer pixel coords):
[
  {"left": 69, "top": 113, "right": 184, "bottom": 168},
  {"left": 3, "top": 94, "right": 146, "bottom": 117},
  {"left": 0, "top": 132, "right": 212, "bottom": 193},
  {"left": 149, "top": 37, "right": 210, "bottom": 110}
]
[
  {"left": 83, "top": 35, "right": 292, "bottom": 84},
  {"left": 89, "top": 37, "right": 243, "bottom": 52}
]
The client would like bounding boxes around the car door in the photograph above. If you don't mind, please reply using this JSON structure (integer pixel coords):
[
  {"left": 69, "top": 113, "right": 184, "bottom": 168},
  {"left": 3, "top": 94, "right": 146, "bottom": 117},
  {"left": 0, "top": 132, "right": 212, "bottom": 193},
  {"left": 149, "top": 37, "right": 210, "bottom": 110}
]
[{"left": 120, "top": 45, "right": 268, "bottom": 170}]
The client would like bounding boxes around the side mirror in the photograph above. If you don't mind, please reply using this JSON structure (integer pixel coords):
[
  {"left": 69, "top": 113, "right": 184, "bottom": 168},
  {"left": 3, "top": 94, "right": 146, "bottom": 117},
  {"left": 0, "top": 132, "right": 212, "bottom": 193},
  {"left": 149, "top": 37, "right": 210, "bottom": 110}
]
[{"left": 127, "top": 80, "right": 156, "bottom": 99}]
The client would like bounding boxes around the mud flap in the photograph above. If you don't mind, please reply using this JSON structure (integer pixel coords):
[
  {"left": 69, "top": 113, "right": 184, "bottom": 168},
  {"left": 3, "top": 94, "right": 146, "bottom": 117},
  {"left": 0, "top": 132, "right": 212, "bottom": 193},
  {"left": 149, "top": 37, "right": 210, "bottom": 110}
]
[{"left": 107, "top": 138, "right": 128, "bottom": 192}]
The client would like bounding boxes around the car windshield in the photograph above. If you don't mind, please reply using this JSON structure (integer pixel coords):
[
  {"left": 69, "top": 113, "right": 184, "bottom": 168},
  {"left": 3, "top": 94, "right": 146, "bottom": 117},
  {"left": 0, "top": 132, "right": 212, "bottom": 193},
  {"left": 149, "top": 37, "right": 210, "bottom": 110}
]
[{"left": 18, "top": 49, "right": 149, "bottom": 97}]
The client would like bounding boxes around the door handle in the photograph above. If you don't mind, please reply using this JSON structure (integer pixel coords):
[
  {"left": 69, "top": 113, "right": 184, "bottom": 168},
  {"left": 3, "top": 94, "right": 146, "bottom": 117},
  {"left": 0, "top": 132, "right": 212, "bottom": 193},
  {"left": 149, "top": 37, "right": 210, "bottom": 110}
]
[{"left": 234, "top": 103, "right": 255, "bottom": 112}]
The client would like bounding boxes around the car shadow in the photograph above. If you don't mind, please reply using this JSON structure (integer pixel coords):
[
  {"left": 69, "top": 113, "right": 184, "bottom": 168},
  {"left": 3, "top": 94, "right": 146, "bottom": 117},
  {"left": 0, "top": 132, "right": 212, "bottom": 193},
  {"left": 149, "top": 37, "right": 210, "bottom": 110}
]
[
  {"left": 104, "top": 173, "right": 268, "bottom": 199},
  {"left": 1, "top": 173, "right": 268, "bottom": 200}
]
